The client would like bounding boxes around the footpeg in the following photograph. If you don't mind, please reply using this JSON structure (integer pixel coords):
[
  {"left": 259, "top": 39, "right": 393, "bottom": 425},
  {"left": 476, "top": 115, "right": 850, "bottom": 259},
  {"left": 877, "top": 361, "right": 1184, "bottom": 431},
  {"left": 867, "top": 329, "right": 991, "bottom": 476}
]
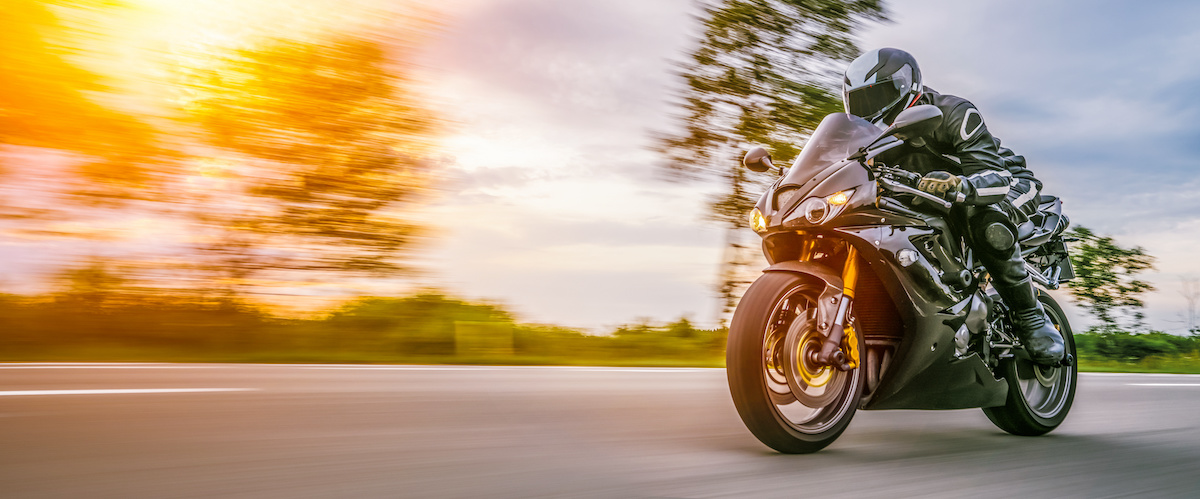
[{"left": 940, "top": 269, "right": 972, "bottom": 288}]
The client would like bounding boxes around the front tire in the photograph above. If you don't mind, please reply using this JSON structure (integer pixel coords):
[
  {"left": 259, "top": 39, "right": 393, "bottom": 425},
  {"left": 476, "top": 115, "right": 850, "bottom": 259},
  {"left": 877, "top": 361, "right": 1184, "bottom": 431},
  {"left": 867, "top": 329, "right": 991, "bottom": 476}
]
[
  {"left": 983, "top": 290, "right": 1077, "bottom": 436},
  {"left": 727, "top": 272, "right": 864, "bottom": 454}
]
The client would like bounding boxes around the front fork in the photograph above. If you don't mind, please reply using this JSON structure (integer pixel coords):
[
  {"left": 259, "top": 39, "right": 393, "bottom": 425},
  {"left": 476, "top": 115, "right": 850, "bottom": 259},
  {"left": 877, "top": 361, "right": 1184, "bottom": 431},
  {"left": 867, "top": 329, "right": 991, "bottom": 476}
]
[{"left": 814, "top": 244, "right": 861, "bottom": 371}]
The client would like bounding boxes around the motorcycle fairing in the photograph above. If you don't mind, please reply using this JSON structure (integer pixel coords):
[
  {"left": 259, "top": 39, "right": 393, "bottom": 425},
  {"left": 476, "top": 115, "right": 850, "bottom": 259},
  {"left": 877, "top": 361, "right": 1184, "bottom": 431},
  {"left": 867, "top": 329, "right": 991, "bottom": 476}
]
[
  {"left": 756, "top": 114, "right": 882, "bottom": 228},
  {"left": 763, "top": 161, "right": 874, "bottom": 228},
  {"left": 762, "top": 260, "right": 845, "bottom": 338},
  {"left": 830, "top": 225, "right": 1008, "bottom": 410}
]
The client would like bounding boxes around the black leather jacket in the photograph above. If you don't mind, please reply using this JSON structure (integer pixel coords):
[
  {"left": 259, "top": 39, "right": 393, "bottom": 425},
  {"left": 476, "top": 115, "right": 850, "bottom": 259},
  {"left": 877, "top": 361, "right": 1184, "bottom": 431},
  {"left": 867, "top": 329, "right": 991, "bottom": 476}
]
[{"left": 878, "top": 87, "right": 1040, "bottom": 207}]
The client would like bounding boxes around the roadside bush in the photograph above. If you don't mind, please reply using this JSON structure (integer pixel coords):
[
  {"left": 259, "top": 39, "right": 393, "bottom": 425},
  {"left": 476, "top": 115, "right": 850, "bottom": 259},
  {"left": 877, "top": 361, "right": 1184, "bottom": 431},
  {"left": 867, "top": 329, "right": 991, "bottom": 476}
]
[
  {"left": 1075, "top": 329, "right": 1197, "bottom": 361},
  {"left": 0, "top": 291, "right": 728, "bottom": 366}
]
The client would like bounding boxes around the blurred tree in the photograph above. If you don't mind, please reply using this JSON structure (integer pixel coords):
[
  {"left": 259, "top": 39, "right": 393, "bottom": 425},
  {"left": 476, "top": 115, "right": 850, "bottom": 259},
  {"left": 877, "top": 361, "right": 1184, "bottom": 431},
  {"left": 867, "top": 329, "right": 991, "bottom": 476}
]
[
  {"left": 53, "top": 258, "right": 127, "bottom": 308},
  {"left": 0, "top": 0, "right": 174, "bottom": 198},
  {"left": 322, "top": 294, "right": 511, "bottom": 355},
  {"left": 1066, "top": 226, "right": 1155, "bottom": 331},
  {"left": 178, "top": 32, "right": 445, "bottom": 286},
  {"left": 666, "top": 317, "right": 697, "bottom": 338},
  {"left": 655, "top": 0, "right": 887, "bottom": 316},
  {"left": 1180, "top": 277, "right": 1199, "bottom": 331}
]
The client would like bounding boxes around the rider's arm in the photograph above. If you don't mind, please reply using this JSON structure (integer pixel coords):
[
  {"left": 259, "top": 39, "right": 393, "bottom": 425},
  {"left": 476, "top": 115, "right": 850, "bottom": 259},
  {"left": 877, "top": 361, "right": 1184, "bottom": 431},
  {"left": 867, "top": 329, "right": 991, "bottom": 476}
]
[
  {"left": 996, "top": 139, "right": 1043, "bottom": 210},
  {"left": 934, "top": 100, "right": 1011, "bottom": 205}
]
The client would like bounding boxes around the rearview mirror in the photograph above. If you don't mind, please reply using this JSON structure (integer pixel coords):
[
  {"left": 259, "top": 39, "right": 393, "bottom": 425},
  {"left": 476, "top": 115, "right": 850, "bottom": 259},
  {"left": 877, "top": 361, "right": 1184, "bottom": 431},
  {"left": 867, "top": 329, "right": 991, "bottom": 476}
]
[
  {"left": 743, "top": 147, "right": 774, "bottom": 173},
  {"left": 885, "top": 104, "right": 943, "bottom": 141}
]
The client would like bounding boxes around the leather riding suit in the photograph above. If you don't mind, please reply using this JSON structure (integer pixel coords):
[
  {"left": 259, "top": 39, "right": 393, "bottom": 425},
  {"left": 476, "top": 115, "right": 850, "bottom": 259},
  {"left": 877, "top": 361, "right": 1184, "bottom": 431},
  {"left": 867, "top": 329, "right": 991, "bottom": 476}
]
[{"left": 876, "top": 87, "right": 1064, "bottom": 364}]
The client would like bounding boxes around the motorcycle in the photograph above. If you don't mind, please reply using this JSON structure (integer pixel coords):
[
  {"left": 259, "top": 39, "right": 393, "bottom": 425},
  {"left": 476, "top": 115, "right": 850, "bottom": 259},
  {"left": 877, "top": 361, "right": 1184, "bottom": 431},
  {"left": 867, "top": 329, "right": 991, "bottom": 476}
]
[{"left": 726, "top": 105, "right": 1077, "bottom": 454}]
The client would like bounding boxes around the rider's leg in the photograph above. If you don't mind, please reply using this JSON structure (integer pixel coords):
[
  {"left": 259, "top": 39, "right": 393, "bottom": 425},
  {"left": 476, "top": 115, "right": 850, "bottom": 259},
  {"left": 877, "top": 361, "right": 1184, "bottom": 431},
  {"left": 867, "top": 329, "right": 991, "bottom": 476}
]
[{"left": 968, "top": 206, "right": 1065, "bottom": 366}]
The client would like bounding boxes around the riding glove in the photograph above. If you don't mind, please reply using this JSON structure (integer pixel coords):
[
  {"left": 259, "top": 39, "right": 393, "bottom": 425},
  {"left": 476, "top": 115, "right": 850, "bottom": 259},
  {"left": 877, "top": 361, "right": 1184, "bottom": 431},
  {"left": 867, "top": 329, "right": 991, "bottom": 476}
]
[{"left": 917, "top": 171, "right": 967, "bottom": 202}]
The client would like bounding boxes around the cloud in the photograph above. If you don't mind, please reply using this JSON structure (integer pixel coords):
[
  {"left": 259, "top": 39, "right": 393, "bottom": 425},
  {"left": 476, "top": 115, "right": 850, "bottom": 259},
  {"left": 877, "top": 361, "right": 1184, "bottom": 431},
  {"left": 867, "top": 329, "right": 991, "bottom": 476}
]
[
  {"left": 418, "top": 0, "right": 1200, "bottom": 330},
  {"left": 422, "top": 0, "right": 697, "bottom": 154},
  {"left": 860, "top": 0, "right": 1200, "bottom": 332}
]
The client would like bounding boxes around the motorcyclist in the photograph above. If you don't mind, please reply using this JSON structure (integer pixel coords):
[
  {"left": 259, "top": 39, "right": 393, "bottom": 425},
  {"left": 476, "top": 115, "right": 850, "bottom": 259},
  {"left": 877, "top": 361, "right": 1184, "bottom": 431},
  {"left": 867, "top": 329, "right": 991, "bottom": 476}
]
[{"left": 841, "top": 47, "right": 1065, "bottom": 365}]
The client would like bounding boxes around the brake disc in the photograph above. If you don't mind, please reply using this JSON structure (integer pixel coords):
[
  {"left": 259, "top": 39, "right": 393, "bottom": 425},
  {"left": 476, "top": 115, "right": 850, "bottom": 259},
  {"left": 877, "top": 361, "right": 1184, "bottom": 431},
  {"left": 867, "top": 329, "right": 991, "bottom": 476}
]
[{"left": 783, "top": 314, "right": 847, "bottom": 408}]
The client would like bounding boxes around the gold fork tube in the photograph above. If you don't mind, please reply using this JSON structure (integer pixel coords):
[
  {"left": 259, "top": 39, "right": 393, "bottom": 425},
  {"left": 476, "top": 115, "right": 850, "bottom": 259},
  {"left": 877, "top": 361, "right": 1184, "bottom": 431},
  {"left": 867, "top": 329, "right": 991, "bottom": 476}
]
[
  {"left": 841, "top": 245, "right": 860, "bottom": 298},
  {"left": 838, "top": 244, "right": 862, "bottom": 367}
]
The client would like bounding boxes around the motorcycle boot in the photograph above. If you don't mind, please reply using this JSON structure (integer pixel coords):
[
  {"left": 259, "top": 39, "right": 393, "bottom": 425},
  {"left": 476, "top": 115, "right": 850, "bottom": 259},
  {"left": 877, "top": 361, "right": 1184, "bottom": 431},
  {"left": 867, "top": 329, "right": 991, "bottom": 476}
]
[
  {"left": 969, "top": 208, "right": 1065, "bottom": 366},
  {"left": 994, "top": 278, "right": 1065, "bottom": 366}
]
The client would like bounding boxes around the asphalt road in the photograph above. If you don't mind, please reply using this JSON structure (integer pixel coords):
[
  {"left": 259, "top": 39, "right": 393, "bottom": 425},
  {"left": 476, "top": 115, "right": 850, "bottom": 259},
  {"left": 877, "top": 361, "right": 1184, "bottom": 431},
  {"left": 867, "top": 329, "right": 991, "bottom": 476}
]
[{"left": 2, "top": 363, "right": 1199, "bottom": 498}]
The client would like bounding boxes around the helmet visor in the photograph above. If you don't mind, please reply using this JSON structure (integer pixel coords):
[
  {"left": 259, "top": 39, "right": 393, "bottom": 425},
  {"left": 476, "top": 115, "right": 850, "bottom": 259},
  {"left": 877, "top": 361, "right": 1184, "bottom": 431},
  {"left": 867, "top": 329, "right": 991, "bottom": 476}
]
[{"left": 845, "top": 78, "right": 906, "bottom": 120}]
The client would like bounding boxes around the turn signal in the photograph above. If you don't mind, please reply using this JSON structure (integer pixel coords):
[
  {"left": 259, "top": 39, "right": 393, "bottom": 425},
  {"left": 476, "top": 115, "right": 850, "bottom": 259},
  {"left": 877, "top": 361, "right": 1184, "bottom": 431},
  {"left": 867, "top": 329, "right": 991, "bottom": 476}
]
[
  {"left": 827, "top": 190, "right": 852, "bottom": 206},
  {"left": 750, "top": 208, "right": 767, "bottom": 233}
]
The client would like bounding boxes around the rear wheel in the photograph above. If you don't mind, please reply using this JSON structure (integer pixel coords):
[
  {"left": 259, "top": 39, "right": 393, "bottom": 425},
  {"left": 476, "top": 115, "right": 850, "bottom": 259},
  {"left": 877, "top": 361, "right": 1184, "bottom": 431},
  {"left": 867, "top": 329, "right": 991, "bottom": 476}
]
[
  {"left": 983, "top": 290, "right": 1077, "bottom": 435},
  {"left": 727, "top": 272, "right": 864, "bottom": 454}
]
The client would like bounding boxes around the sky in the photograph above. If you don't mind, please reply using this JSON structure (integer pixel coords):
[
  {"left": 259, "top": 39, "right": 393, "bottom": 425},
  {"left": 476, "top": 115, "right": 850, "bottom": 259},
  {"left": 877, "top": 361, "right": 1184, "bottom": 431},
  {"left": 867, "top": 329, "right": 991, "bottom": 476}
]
[
  {"left": 3, "top": 0, "right": 1199, "bottom": 334},
  {"left": 412, "top": 0, "right": 1200, "bottom": 332},
  {"left": 411, "top": 0, "right": 720, "bottom": 329}
]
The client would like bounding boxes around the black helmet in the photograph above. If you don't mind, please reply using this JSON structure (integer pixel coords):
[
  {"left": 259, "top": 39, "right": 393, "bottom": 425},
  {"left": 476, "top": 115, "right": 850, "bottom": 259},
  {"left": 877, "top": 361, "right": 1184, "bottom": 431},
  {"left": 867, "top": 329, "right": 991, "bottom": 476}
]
[{"left": 842, "top": 48, "right": 923, "bottom": 126}]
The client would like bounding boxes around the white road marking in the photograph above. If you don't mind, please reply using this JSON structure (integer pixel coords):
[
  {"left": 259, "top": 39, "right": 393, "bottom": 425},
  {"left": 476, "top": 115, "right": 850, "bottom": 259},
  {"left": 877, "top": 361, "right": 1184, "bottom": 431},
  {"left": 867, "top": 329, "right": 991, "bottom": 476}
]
[
  {"left": 1126, "top": 383, "right": 1200, "bottom": 387},
  {"left": 0, "top": 363, "right": 225, "bottom": 369},
  {"left": 0, "top": 366, "right": 219, "bottom": 369},
  {"left": 1081, "top": 372, "right": 1200, "bottom": 378},
  {"left": 0, "top": 388, "right": 258, "bottom": 396}
]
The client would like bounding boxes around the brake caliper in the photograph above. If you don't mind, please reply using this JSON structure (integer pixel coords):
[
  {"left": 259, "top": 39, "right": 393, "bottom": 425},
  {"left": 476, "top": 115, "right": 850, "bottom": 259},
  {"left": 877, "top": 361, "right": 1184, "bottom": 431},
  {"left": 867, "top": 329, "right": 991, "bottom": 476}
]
[{"left": 842, "top": 324, "right": 860, "bottom": 369}]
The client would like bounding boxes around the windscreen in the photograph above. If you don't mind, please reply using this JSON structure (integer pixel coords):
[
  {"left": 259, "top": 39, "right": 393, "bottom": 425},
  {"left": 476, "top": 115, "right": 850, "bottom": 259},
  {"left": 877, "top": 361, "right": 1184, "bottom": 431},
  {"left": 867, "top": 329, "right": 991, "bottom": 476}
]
[{"left": 785, "top": 113, "right": 880, "bottom": 183}]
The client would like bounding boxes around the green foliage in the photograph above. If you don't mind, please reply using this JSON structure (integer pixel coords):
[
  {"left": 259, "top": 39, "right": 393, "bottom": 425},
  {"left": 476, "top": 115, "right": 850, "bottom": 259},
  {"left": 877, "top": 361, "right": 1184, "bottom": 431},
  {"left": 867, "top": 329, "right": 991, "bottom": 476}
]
[
  {"left": 656, "top": 0, "right": 886, "bottom": 313},
  {"left": 1075, "top": 330, "right": 1184, "bottom": 361},
  {"left": 658, "top": 0, "right": 887, "bottom": 184},
  {"left": 0, "top": 286, "right": 727, "bottom": 366},
  {"left": 1065, "top": 226, "right": 1155, "bottom": 330},
  {"left": 608, "top": 318, "right": 728, "bottom": 360},
  {"left": 1074, "top": 329, "right": 1200, "bottom": 373},
  {"left": 10, "top": 278, "right": 1200, "bottom": 373},
  {"left": 318, "top": 295, "right": 511, "bottom": 356}
]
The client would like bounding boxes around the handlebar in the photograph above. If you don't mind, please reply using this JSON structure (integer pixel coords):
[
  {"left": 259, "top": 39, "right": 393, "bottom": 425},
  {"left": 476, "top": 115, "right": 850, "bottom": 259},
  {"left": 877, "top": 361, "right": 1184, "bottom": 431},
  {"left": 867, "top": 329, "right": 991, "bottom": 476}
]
[
  {"left": 843, "top": 133, "right": 955, "bottom": 212},
  {"left": 878, "top": 177, "right": 953, "bottom": 209},
  {"left": 877, "top": 165, "right": 922, "bottom": 185}
]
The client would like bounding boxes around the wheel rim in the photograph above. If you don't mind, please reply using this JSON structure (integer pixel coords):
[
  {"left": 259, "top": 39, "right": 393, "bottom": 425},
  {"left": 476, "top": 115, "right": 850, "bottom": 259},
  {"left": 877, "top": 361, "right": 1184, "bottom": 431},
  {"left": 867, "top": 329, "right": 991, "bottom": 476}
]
[
  {"left": 760, "top": 284, "right": 859, "bottom": 432},
  {"left": 1013, "top": 304, "right": 1073, "bottom": 419}
]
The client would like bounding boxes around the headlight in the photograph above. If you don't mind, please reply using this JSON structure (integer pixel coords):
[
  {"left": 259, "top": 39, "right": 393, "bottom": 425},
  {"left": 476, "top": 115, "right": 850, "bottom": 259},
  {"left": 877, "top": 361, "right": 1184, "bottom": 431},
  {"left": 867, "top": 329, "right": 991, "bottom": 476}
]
[
  {"left": 801, "top": 197, "right": 829, "bottom": 224},
  {"left": 786, "top": 189, "right": 855, "bottom": 226},
  {"left": 749, "top": 207, "right": 767, "bottom": 233}
]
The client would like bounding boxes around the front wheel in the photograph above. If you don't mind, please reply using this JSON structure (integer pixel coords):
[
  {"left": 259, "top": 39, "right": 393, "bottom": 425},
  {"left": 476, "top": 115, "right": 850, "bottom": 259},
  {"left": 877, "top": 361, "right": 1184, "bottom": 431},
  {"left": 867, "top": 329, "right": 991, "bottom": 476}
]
[
  {"left": 983, "top": 290, "right": 1077, "bottom": 436},
  {"left": 726, "top": 272, "right": 864, "bottom": 454}
]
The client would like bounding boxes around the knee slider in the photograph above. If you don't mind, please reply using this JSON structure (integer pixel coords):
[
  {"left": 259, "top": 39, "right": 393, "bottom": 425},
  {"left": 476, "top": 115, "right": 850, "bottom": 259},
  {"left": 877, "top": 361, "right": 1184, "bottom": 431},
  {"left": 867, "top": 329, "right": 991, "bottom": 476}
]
[{"left": 983, "top": 222, "right": 1015, "bottom": 252}]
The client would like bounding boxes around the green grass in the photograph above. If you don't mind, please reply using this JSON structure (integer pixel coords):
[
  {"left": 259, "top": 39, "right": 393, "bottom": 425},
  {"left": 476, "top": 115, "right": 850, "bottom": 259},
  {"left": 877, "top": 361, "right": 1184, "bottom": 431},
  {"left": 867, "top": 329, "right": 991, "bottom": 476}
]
[{"left": 1077, "top": 355, "right": 1200, "bottom": 374}]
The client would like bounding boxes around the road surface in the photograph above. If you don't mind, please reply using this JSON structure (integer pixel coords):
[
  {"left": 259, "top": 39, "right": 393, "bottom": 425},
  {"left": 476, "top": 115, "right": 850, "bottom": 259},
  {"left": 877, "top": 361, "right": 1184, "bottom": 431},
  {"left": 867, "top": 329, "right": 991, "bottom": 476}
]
[{"left": 2, "top": 363, "right": 1199, "bottom": 498}]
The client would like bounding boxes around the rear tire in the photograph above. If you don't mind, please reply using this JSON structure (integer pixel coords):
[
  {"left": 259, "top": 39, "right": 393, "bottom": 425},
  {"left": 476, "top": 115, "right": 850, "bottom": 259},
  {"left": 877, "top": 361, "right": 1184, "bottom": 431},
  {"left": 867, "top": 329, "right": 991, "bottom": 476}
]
[
  {"left": 983, "top": 290, "right": 1077, "bottom": 436},
  {"left": 727, "top": 272, "right": 864, "bottom": 454}
]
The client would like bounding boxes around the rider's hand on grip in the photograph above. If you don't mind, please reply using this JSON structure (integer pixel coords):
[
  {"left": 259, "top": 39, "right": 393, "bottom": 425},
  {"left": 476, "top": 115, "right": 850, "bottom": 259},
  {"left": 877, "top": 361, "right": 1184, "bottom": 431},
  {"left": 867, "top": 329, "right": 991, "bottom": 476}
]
[{"left": 917, "top": 171, "right": 966, "bottom": 203}]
